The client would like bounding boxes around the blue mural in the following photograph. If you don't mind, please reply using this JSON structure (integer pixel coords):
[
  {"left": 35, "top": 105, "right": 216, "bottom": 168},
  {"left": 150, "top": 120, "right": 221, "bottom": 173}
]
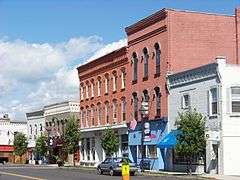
[{"left": 128, "top": 118, "right": 168, "bottom": 171}]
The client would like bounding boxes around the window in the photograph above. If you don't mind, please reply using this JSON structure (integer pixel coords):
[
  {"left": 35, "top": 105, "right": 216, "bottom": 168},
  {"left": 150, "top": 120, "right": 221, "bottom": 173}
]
[
  {"left": 105, "top": 75, "right": 110, "bottom": 94},
  {"left": 155, "top": 43, "right": 161, "bottom": 75},
  {"left": 121, "top": 68, "right": 126, "bottom": 89},
  {"left": 80, "top": 84, "right": 84, "bottom": 100},
  {"left": 92, "top": 138, "right": 95, "bottom": 161},
  {"left": 182, "top": 94, "right": 190, "bottom": 109},
  {"left": 30, "top": 125, "right": 32, "bottom": 135},
  {"left": 121, "top": 134, "right": 128, "bottom": 154},
  {"left": 80, "top": 109, "right": 84, "bottom": 128},
  {"left": 105, "top": 102, "right": 110, "bottom": 124},
  {"left": 122, "top": 97, "right": 126, "bottom": 122},
  {"left": 97, "top": 103, "right": 102, "bottom": 126},
  {"left": 143, "top": 48, "right": 149, "bottom": 78},
  {"left": 133, "top": 93, "right": 138, "bottom": 120},
  {"left": 40, "top": 124, "right": 43, "bottom": 131},
  {"left": 173, "top": 150, "right": 205, "bottom": 165},
  {"left": 155, "top": 87, "right": 161, "bottom": 117},
  {"left": 91, "top": 106, "right": 95, "bottom": 126},
  {"left": 86, "top": 107, "right": 90, "bottom": 127},
  {"left": 138, "top": 145, "right": 146, "bottom": 158},
  {"left": 132, "top": 53, "right": 138, "bottom": 81},
  {"left": 97, "top": 78, "right": 101, "bottom": 96},
  {"left": 35, "top": 124, "right": 37, "bottom": 135},
  {"left": 231, "top": 87, "right": 240, "bottom": 113},
  {"left": 81, "top": 139, "right": 85, "bottom": 160},
  {"left": 91, "top": 80, "right": 94, "bottom": 98},
  {"left": 209, "top": 88, "right": 218, "bottom": 115},
  {"left": 86, "top": 138, "right": 90, "bottom": 161},
  {"left": 113, "top": 72, "right": 117, "bottom": 92},
  {"left": 113, "top": 99, "right": 117, "bottom": 124},
  {"left": 86, "top": 82, "right": 90, "bottom": 99}
]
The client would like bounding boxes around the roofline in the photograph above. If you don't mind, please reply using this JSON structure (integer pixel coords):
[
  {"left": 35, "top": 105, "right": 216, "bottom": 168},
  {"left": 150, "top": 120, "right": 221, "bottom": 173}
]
[
  {"left": 125, "top": 7, "right": 234, "bottom": 36},
  {"left": 77, "top": 46, "right": 127, "bottom": 73},
  {"left": 44, "top": 100, "right": 79, "bottom": 109}
]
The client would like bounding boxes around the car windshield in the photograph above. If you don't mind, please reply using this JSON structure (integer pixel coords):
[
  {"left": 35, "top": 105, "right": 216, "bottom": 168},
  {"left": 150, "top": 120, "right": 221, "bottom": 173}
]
[{"left": 113, "top": 158, "right": 132, "bottom": 163}]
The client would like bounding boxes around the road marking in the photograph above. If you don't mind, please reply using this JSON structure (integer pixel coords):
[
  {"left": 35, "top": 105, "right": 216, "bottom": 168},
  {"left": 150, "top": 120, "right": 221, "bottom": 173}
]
[{"left": 0, "top": 171, "right": 46, "bottom": 180}]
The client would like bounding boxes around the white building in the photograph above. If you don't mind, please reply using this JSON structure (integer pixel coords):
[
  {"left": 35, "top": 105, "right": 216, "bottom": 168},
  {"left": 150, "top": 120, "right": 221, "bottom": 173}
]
[
  {"left": 0, "top": 114, "right": 27, "bottom": 163},
  {"left": 26, "top": 110, "right": 45, "bottom": 164},
  {"left": 167, "top": 57, "right": 240, "bottom": 175}
]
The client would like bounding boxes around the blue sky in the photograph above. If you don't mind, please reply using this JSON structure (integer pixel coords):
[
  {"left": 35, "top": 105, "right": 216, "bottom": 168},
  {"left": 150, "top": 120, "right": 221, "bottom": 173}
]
[{"left": 0, "top": 0, "right": 239, "bottom": 120}]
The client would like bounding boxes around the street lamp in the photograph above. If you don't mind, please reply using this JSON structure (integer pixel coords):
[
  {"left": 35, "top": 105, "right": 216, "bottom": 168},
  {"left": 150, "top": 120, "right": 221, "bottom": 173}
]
[{"left": 139, "top": 100, "right": 149, "bottom": 172}]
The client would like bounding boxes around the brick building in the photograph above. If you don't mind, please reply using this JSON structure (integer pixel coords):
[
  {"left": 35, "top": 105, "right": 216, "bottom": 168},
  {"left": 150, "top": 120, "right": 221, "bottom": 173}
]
[
  {"left": 125, "top": 8, "right": 240, "bottom": 171},
  {"left": 77, "top": 47, "right": 128, "bottom": 166}
]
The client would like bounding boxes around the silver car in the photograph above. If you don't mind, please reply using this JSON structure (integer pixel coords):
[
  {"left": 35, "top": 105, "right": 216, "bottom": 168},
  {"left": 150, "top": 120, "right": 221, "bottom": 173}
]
[{"left": 97, "top": 157, "right": 138, "bottom": 176}]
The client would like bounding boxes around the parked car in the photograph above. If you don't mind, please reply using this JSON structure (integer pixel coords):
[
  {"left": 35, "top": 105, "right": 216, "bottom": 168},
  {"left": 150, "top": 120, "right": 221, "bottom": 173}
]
[{"left": 97, "top": 157, "right": 138, "bottom": 176}]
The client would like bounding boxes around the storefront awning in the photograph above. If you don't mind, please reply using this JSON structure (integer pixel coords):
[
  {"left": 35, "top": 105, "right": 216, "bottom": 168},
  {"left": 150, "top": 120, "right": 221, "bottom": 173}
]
[
  {"left": 157, "top": 130, "right": 180, "bottom": 149},
  {"left": 0, "top": 145, "right": 14, "bottom": 152}
]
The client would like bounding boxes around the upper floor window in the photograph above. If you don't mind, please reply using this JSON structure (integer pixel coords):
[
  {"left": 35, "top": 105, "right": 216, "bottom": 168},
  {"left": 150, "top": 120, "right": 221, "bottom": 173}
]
[
  {"left": 209, "top": 88, "right": 218, "bottom": 115},
  {"left": 132, "top": 52, "right": 138, "bottom": 81},
  {"left": 122, "top": 97, "right": 126, "bottom": 122},
  {"left": 40, "top": 124, "right": 43, "bottom": 131},
  {"left": 121, "top": 68, "right": 126, "bottom": 89},
  {"left": 80, "top": 109, "right": 84, "bottom": 128},
  {"left": 155, "top": 87, "right": 161, "bottom": 117},
  {"left": 80, "top": 84, "right": 84, "bottom": 100},
  {"left": 97, "top": 78, "right": 102, "bottom": 96},
  {"left": 86, "top": 82, "right": 90, "bottom": 99},
  {"left": 35, "top": 124, "right": 37, "bottom": 135},
  {"left": 86, "top": 107, "right": 90, "bottom": 127},
  {"left": 113, "top": 99, "right": 117, "bottom": 124},
  {"left": 91, "top": 105, "right": 95, "bottom": 126},
  {"left": 91, "top": 80, "right": 95, "bottom": 98},
  {"left": 30, "top": 125, "right": 32, "bottom": 135},
  {"left": 182, "top": 94, "right": 190, "bottom": 109},
  {"left": 105, "top": 75, "right": 110, "bottom": 94},
  {"left": 143, "top": 48, "right": 149, "bottom": 78},
  {"left": 133, "top": 92, "right": 138, "bottom": 120},
  {"left": 113, "top": 71, "right": 117, "bottom": 92},
  {"left": 97, "top": 103, "right": 102, "bottom": 126},
  {"left": 155, "top": 43, "right": 161, "bottom": 75},
  {"left": 105, "top": 102, "right": 110, "bottom": 125},
  {"left": 231, "top": 87, "right": 240, "bottom": 113}
]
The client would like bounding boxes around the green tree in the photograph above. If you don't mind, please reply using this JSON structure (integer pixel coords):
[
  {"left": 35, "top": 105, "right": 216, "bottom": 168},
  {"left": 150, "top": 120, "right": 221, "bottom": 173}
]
[
  {"left": 64, "top": 115, "right": 81, "bottom": 166},
  {"left": 13, "top": 132, "right": 28, "bottom": 163},
  {"left": 101, "top": 128, "right": 119, "bottom": 157},
  {"left": 35, "top": 135, "right": 48, "bottom": 160},
  {"left": 175, "top": 109, "right": 206, "bottom": 174}
]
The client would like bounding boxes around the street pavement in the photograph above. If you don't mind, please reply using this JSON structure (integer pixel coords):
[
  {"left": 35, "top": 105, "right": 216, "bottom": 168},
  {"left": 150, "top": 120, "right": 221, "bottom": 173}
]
[{"left": 0, "top": 165, "right": 206, "bottom": 180}]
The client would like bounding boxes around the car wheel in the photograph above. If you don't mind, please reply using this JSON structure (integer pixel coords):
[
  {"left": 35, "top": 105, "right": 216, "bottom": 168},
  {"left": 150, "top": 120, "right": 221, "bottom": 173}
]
[
  {"left": 109, "top": 168, "right": 114, "bottom": 176},
  {"left": 97, "top": 168, "right": 102, "bottom": 175}
]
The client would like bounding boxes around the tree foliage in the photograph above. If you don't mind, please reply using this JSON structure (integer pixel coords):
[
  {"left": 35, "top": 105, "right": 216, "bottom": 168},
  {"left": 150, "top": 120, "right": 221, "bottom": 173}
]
[
  {"left": 175, "top": 109, "right": 206, "bottom": 174},
  {"left": 101, "top": 128, "right": 119, "bottom": 157},
  {"left": 64, "top": 115, "right": 81, "bottom": 154},
  {"left": 35, "top": 135, "right": 48, "bottom": 158},
  {"left": 13, "top": 132, "right": 28, "bottom": 157}
]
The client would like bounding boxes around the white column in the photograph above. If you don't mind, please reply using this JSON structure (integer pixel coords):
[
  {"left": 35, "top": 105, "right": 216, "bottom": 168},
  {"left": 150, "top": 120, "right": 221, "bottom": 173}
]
[{"left": 118, "top": 134, "right": 122, "bottom": 157}]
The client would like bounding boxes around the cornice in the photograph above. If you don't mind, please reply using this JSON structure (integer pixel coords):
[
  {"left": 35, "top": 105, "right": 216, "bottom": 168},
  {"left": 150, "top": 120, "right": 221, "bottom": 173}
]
[
  {"left": 79, "top": 57, "right": 128, "bottom": 81},
  {"left": 125, "top": 8, "right": 167, "bottom": 36},
  {"left": 128, "top": 25, "right": 167, "bottom": 47}
]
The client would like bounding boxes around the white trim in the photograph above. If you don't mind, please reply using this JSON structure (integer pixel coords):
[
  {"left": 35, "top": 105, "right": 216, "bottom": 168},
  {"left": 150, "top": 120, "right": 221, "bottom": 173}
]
[{"left": 80, "top": 124, "right": 127, "bottom": 132}]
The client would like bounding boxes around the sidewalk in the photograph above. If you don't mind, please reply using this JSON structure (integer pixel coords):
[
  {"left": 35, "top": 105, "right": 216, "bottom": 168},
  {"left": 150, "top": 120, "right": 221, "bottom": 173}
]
[{"left": 202, "top": 174, "right": 240, "bottom": 180}]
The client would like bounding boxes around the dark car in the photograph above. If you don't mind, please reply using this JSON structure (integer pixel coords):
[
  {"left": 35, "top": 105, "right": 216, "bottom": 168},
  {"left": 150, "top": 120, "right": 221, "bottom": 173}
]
[{"left": 97, "top": 157, "right": 138, "bottom": 176}]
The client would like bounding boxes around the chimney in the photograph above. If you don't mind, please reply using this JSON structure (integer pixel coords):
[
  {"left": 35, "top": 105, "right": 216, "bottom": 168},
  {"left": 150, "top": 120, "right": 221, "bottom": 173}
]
[{"left": 235, "top": 7, "right": 240, "bottom": 64}]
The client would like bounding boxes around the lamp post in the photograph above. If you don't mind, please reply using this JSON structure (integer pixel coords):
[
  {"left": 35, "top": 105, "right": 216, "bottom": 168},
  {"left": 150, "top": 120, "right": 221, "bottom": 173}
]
[{"left": 139, "top": 100, "right": 149, "bottom": 172}]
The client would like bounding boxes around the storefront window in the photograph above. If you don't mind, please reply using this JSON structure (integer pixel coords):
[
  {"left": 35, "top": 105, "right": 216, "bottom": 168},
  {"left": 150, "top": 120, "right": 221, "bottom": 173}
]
[
  {"left": 138, "top": 145, "right": 146, "bottom": 158},
  {"left": 92, "top": 138, "right": 95, "bottom": 161},
  {"left": 148, "top": 145, "right": 157, "bottom": 158},
  {"left": 81, "top": 139, "right": 85, "bottom": 160},
  {"left": 86, "top": 138, "right": 90, "bottom": 161},
  {"left": 173, "top": 150, "right": 205, "bottom": 165},
  {"left": 121, "top": 134, "right": 128, "bottom": 154}
]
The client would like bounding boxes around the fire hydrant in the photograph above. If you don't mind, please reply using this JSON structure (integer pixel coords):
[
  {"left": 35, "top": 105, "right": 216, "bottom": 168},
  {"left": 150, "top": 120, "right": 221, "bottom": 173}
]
[{"left": 122, "top": 162, "right": 130, "bottom": 180}]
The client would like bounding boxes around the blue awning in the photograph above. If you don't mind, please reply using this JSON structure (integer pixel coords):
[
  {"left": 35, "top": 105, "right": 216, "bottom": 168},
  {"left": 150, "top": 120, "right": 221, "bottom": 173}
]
[{"left": 157, "top": 130, "right": 180, "bottom": 149}]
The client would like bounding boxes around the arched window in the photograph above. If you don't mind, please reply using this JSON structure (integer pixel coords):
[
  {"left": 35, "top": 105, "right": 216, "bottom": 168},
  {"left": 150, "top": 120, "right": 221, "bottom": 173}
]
[
  {"left": 91, "top": 79, "right": 95, "bottom": 98},
  {"left": 80, "top": 83, "right": 84, "bottom": 100},
  {"left": 121, "top": 68, "right": 126, "bottom": 89},
  {"left": 113, "top": 71, "right": 117, "bottom": 92},
  {"left": 121, "top": 97, "right": 126, "bottom": 122},
  {"left": 113, "top": 99, "right": 117, "bottom": 124},
  {"left": 91, "top": 105, "right": 95, "bottom": 126},
  {"left": 133, "top": 92, "right": 138, "bottom": 120},
  {"left": 86, "top": 81, "right": 90, "bottom": 99},
  {"left": 155, "top": 87, "right": 161, "bottom": 117},
  {"left": 132, "top": 52, "right": 138, "bottom": 81},
  {"left": 97, "top": 103, "right": 102, "bottom": 126},
  {"left": 143, "top": 89, "right": 149, "bottom": 102},
  {"left": 86, "top": 106, "right": 90, "bottom": 127},
  {"left": 80, "top": 108, "right": 84, "bottom": 128},
  {"left": 105, "top": 102, "right": 110, "bottom": 124},
  {"left": 155, "top": 43, "right": 161, "bottom": 75},
  {"left": 97, "top": 77, "right": 102, "bottom": 96},
  {"left": 105, "top": 74, "right": 110, "bottom": 94},
  {"left": 143, "top": 48, "right": 149, "bottom": 78}
]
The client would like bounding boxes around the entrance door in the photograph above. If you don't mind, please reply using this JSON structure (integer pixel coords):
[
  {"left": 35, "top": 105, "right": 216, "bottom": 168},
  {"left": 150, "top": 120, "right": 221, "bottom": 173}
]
[{"left": 212, "top": 144, "right": 218, "bottom": 174}]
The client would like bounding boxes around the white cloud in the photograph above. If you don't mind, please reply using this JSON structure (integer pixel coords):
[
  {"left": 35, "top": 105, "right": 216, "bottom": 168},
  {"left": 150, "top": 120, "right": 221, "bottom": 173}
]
[{"left": 0, "top": 37, "right": 126, "bottom": 121}]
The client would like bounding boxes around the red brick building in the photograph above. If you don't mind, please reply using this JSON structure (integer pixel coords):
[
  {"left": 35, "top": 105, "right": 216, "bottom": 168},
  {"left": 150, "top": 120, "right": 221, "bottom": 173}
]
[
  {"left": 126, "top": 8, "right": 240, "bottom": 171},
  {"left": 77, "top": 47, "right": 128, "bottom": 166}
]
